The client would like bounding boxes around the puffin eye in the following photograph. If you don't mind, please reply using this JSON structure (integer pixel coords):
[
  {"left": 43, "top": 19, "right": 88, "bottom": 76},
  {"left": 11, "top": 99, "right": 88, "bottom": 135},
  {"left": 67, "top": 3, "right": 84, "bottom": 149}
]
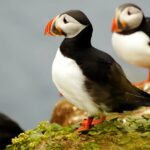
[
  {"left": 127, "top": 11, "right": 131, "bottom": 15},
  {"left": 63, "top": 17, "right": 68, "bottom": 24}
]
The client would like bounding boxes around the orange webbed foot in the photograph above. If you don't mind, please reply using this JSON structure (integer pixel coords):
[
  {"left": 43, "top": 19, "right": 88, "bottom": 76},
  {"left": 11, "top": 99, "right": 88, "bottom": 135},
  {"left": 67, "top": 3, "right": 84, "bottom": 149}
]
[
  {"left": 76, "top": 117, "right": 93, "bottom": 132},
  {"left": 76, "top": 115, "right": 106, "bottom": 132}
]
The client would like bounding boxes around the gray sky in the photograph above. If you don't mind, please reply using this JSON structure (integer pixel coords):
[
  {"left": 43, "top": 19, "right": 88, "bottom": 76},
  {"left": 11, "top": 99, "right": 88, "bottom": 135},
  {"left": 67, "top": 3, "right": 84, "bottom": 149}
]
[{"left": 0, "top": 0, "right": 149, "bottom": 130}]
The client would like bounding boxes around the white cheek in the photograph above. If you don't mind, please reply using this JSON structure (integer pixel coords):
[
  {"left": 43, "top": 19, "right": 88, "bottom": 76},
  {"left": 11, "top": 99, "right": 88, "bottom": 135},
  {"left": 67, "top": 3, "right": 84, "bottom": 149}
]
[
  {"left": 63, "top": 23, "right": 80, "bottom": 34},
  {"left": 126, "top": 14, "right": 143, "bottom": 29},
  {"left": 55, "top": 18, "right": 64, "bottom": 28},
  {"left": 55, "top": 17, "right": 86, "bottom": 38},
  {"left": 62, "top": 23, "right": 86, "bottom": 38},
  {"left": 63, "top": 23, "right": 86, "bottom": 38},
  {"left": 120, "top": 12, "right": 143, "bottom": 29}
]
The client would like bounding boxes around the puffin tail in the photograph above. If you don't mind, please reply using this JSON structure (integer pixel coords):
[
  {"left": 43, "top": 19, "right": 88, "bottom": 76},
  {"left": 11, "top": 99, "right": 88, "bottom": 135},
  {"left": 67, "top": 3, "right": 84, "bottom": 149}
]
[{"left": 126, "top": 90, "right": 150, "bottom": 107}]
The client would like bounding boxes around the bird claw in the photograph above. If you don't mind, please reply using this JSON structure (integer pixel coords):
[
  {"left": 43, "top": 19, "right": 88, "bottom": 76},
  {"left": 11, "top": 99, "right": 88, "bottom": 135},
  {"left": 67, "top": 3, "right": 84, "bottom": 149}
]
[
  {"left": 76, "top": 117, "right": 93, "bottom": 132},
  {"left": 76, "top": 116, "right": 106, "bottom": 132},
  {"left": 91, "top": 116, "right": 106, "bottom": 125}
]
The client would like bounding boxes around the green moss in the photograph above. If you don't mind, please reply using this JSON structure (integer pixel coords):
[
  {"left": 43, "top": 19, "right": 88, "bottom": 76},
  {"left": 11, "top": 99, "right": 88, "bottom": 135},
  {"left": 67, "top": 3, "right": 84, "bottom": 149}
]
[
  {"left": 82, "top": 142, "right": 100, "bottom": 150},
  {"left": 6, "top": 116, "right": 150, "bottom": 150}
]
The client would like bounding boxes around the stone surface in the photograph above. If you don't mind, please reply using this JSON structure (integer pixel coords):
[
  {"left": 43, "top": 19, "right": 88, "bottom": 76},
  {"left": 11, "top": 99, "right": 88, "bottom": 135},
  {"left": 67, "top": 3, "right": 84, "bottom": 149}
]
[
  {"left": 6, "top": 116, "right": 150, "bottom": 150},
  {"left": 50, "top": 99, "right": 88, "bottom": 126}
]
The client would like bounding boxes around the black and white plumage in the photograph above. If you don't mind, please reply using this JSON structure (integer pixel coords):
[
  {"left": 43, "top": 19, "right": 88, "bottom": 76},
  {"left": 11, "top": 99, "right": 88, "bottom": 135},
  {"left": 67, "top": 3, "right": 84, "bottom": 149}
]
[
  {"left": 111, "top": 3, "right": 150, "bottom": 83},
  {"left": 45, "top": 10, "right": 150, "bottom": 116}
]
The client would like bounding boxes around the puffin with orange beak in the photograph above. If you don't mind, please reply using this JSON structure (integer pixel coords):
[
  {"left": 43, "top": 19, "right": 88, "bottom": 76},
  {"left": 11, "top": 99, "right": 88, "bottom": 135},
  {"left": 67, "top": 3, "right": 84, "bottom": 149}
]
[
  {"left": 112, "top": 3, "right": 150, "bottom": 86},
  {"left": 45, "top": 10, "right": 150, "bottom": 132}
]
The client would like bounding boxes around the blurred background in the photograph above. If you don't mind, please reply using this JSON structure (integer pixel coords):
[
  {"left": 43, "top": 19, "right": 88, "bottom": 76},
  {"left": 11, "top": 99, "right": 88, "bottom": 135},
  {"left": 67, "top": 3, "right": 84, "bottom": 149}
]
[{"left": 0, "top": 0, "right": 149, "bottom": 130}]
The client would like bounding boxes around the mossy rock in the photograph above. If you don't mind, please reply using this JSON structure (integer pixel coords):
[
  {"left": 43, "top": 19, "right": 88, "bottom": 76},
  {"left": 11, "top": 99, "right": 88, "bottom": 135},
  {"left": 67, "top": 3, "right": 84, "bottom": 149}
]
[{"left": 6, "top": 115, "right": 150, "bottom": 150}]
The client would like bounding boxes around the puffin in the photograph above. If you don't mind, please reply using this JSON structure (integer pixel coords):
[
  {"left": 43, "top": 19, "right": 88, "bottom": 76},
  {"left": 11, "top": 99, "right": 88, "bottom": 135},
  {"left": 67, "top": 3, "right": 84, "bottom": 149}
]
[
  {"left": 44, "top": 10, "right": 150, "bottom": 131},
  {"left": 0, "top": 113, "right": 23, "bottom": 149},
  {"left": 111, "top": 3, "right": 150, "bottom": 86}
]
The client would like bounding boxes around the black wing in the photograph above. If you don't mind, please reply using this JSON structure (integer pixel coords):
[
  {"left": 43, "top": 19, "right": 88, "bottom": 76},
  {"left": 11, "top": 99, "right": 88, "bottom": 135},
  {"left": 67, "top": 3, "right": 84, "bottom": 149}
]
[
  {"left": 103, "top": 53, "right": 150, "bottom": 109},
  {"left": 79, "top": 47, "right": 150, "bottom": 112}
]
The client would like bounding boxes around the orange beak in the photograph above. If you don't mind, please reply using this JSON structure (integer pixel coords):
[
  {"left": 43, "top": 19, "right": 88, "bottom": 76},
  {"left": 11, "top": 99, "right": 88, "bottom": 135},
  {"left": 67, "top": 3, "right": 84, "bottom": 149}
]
[
  {"left": 44, "top": 17, "right": 56, "bottom": 36},
  {"left": 111, "top": 17, "right": 127, "bottom": 33},
  {"left": 44, "top": 17, "right": 64, "bottom": 36},
  {"left": 111, "top": 17, "right": 119, "bottom": 32}
]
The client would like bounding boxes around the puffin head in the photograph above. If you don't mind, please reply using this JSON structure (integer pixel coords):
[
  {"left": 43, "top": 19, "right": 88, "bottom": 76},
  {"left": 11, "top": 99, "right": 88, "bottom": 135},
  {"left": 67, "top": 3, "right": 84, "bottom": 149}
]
[
  {"left": 44, "top": 10, "right": 92, "bottom": 39},
  {"left": 111, "top": 3, "right": 144, "bottom": 33}
]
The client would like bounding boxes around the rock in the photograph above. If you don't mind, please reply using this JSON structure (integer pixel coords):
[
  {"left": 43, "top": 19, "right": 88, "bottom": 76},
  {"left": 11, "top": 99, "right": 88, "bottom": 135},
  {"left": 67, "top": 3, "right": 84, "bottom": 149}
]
[
  {"left": 50, "top": 99, "right": 88, "bottom": 126},
  {"left": 6, "top": 115, "right": 150, "bottom": 150}
]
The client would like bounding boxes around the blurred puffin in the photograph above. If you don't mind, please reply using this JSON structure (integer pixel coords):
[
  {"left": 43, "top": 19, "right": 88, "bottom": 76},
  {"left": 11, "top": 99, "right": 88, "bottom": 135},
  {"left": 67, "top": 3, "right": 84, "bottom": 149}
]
[
  {"left": 0, "top": 113, "right": 23, "bottom": 149},
  {"left": 44, "top": 10, "right": 150, "bottom": 131},
  {"left": 112, "top": 3, "right": 150, "bottom": 86}
]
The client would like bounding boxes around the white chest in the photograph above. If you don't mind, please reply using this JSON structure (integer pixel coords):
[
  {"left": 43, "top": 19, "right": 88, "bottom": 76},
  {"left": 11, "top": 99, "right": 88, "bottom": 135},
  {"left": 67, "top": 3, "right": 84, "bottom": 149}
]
[
  {"left": 52, "top": 49, "right": 99, "bottom": 115},
  {"left": 112, "top": 32, "right": 150, "bottom": 67}
]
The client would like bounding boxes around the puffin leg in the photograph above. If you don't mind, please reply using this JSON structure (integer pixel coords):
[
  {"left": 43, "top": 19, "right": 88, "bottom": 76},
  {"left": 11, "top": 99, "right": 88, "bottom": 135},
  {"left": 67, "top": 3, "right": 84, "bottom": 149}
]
[
  {"left": 133, "top": 69, "right": 150, "bottom": 87},
  {"left": 91, "top": 115, "right": 106, "bottom": 126},
  {"left": 76, "top": 117, "right": 93, "bottom": 132},
  {"left": 76, "top": 115, "right": 106, "bottom": 132},
  {"left": 147, "top": 69, "right": 150, "bottom": 82}
]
